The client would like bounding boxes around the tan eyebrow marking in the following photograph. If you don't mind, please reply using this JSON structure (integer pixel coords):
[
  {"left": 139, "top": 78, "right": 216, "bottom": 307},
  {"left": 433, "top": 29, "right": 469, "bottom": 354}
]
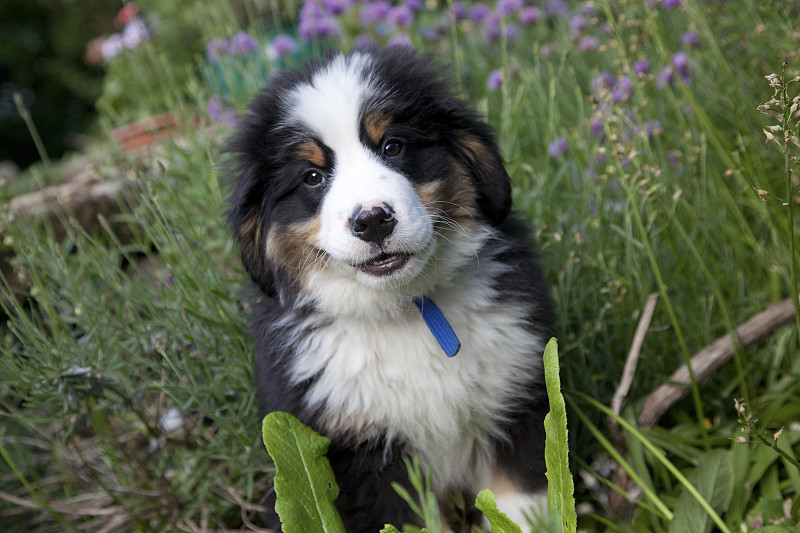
[
  {"left": 294, "top": 139, "right": 327, "bottom": 167},
  {"left": 364, "top": 111, "right": 392, "bottom": 145}
]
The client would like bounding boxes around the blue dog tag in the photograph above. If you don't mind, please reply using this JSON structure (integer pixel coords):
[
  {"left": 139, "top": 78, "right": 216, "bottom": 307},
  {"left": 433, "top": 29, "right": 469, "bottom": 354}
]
[{"left": 413, "top": 296, "right": 461, "bottom": 357}]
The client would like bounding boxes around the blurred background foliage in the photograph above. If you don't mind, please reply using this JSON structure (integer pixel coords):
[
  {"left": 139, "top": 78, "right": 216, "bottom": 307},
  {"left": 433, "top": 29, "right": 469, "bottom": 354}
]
[{"left": 0, "top": 0, "right": 113, "bottom": 171}]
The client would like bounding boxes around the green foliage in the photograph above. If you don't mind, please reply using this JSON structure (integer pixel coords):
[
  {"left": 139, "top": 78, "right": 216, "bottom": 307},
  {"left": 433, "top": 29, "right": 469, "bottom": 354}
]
[
  {"left": 668, "top": 450, "right": 733, "bottom": 533},
  {"left": 543, "top": 338, "right": 577, "bottom": 533},
  {"left": 262, "top": 412, "right": 345, "bottom": 533},
  {"left": 390, "top": 458, "right": 441, "bottom": 533},
  {"left": 475, "top": 489, "right": 523, "bottom": 533}
]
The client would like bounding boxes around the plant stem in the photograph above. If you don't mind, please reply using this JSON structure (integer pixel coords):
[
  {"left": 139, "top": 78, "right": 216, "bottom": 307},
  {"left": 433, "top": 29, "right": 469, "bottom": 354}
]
[
  {"left": 780, "top": 57, "right": 800, "bottom": 339},
  {"left": 13, "top": 92, "right": 53, "bottom": 176}
]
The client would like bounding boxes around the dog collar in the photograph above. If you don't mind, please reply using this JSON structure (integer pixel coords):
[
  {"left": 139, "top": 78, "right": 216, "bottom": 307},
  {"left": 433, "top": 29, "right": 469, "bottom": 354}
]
[{"left": 413, "top": 296, "right": 461, "bottom": 357}]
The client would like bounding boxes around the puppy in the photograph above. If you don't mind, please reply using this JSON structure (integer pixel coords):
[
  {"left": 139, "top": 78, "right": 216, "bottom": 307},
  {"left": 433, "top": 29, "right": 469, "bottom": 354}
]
[{"left": 225, "top": 46, "right": 555, "bottom": 532}]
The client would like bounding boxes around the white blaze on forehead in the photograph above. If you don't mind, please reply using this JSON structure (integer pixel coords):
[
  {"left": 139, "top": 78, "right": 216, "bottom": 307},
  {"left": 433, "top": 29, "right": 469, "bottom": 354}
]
[{"left": 287, "top": 52, "right": 375, "bottom": 150}]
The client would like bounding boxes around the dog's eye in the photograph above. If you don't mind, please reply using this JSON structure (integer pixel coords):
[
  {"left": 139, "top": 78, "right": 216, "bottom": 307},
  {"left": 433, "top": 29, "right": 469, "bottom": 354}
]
[
  {"left": 382, "top": 140, "right": 402, "bottom": 158},
  {"left": 303, "top": 170, "right": 326, "bottom": 187}
]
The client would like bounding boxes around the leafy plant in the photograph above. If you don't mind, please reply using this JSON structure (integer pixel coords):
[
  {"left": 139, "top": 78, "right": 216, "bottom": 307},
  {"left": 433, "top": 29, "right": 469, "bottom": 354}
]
[{"left": 262, "top": 411, "right": 345, "bottom": 533}]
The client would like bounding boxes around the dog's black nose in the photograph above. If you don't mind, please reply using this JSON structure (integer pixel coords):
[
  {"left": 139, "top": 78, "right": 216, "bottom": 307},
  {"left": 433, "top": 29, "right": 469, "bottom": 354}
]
[{"left": 351, "top": 204, "right": 396, "bottom": 244}]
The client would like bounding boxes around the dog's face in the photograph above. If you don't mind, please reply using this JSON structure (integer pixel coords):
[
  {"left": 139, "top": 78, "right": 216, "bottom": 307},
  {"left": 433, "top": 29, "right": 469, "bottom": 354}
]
[{"left": 226, "top": 47, "right": 512, "bottom": 306}]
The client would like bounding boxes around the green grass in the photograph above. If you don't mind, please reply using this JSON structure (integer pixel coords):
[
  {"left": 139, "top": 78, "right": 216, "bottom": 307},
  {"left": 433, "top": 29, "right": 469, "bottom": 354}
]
[{"left": 2, "top": 0, "right": 799, "bottom": 531}]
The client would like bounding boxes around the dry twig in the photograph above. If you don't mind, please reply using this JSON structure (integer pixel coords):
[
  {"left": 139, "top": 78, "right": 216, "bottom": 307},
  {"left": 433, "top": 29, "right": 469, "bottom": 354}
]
[{"left": 637, "top": 294, "right": 799, "bottom": 428}]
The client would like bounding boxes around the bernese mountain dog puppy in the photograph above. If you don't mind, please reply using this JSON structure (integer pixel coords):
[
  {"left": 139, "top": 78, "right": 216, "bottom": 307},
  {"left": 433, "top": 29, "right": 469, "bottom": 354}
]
[{"left": 225, "top": 46, "right": 555, "bottom": 532}]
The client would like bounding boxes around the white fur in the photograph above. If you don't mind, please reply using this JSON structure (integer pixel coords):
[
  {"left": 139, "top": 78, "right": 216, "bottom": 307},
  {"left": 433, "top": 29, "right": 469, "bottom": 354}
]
[{"left": 289, "top": 226, "right": 544, "bottom": 492}]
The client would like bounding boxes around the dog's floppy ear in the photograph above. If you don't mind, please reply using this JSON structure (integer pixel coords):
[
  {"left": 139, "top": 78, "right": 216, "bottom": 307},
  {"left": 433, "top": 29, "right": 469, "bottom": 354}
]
[
  {"left": 227, "top": 192, "right": 275, "bottom": 297},
  {"left": 224, "top": 147, "right": 276, "bottom": 297},
  {"left": 452, "top": 129, "right": 512, "bottom": 225}
]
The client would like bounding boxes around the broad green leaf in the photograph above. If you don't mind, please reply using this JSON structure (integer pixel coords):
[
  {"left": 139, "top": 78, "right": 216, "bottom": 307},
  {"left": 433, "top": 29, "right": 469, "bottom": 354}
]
[
  {"left": 261, "top": 412, "right": 346, "bottom": 533},
  {"left": 668, "top": 449, "right": 733, "bottom": 533},
  {"left": 475, "top": 489, "right": 523, "bottom": 533},
  {"left": 380, "top": 526, "right": 403, "bottom": 533},
  {"left": 543, "top": 337, "right": 577, "bottom": 533}
]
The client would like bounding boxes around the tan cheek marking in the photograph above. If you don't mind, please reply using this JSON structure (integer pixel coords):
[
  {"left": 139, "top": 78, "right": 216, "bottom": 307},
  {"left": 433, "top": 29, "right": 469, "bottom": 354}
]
[
  {"left": 364, "top": 111, "right": 392, "bottom": 145},
  {"left": 415, "top": 171, "right": 479, "bottom": 228},
  {"left": 415, "top": 181, "right": 444, "bottom": 209},
  {"left": 294, "top": 140, "right": 326, "bottom": 168},
  {"left": 239, "top": 213, "right": 260, "bottom": 243},
  {"left": 456, "top": 132, "right": 490, "bottom": 165},
  {"left": 238, "top": 212, "right": 266, "bottom": 270},
  {"left": 266, "top": 217, "right": 326, "bottom": 285}
]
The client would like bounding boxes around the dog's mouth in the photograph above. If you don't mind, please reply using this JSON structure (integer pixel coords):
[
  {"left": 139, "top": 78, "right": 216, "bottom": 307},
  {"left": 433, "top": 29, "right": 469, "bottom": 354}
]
[{"left": 359, "top": 252, "right": 410, "bottom": 276}]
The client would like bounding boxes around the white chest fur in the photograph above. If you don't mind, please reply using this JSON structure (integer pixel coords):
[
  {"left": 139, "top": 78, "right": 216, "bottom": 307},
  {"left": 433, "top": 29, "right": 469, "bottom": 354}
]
[{"left": 289, "top": 276, "right": 544, "bottom": 492}]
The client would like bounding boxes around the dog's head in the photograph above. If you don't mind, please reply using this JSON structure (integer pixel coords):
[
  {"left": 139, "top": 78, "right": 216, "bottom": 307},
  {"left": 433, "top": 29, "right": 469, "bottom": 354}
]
[{"left": 226, "top": 47, "right": 511, "bottom": 307}]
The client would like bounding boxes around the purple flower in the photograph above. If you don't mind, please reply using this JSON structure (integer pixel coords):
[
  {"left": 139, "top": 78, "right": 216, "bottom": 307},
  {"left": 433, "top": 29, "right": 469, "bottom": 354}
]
[
  {"left": 497, "top": 0, "right": 524, "bottom": 17},
  {"left": 593, "top": 71, "right": 615, "bottom": 92},
  {"left": 681, "top": 31, "right": 699, "bottom": 47},
  {"left": 518, "top": 7, "right": 542, "bottom": 25},
  {"left": 404, "top": 0, "right": 423, "bottom": 12},
  {"left": 590, "top": 116, "right": 605, "bottom": 141},
  {"left": 100, "top": 33, "right": 125, "bottom": 62},
  {"left": 321, "top": 0, "right": 350, "bottom": 15},
  {"left": 672, "top": 52, "right": 690, "bottom": 83},
  {"left": 470, "top": 3, "right": 491, "bottom": 23},
  {"left": 360, "top": 1, "right": 391, "bottom": 25},
  {"left": 232, "top": 31, "right": 258, "bottom": 55},
  {"left": 612, "top": 75, "right": 633, "bottom": 103},
  {"left": 206, "top": 37, "right": 232, "bottom": 61},
  {"left": 387, "top": 5, "right": 414, "bottom": 29},
  {"left": 450, "top": 2, "right": 467, "bottom": 20},
  {"left": 569, "top": 15, "right": 587, "bottom": 35},
  {"left": 487, "top": 69, "right": 503, "bottom": 91},
  {"left": 300, "top": 0, "right": 340, "bottom": 40},
  {"left": 121, "top": 17, "right": 150, "bottom": 49},
  {"left": 634, "top": 59, "right": 650, "bottom": 76},
  {"left": 549, "top": 137, "right": 568, "bottom": 160},
  {"left": 643, "top": 119, "right": 662, "bottom": 138},
  {"left": 545, "top": 0, "right": 568, "bottom": 19},
  {"left": 656, "top": 65, "right": 675, "bottom": 88},
  {"left": 207, "top": 97, "right": 237, "bottom": 129},
  {"left": 484, "top": 13, "right": 502, "bottom": 42},
  {"left": 578, "top": 35, "right": 598, "bottom": 52},
  {"left": 661, "top": 0, "right": 681, "bottom": 7},
  {"left": 270, "top": 34, "right": 297, "bottom": 59}
]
